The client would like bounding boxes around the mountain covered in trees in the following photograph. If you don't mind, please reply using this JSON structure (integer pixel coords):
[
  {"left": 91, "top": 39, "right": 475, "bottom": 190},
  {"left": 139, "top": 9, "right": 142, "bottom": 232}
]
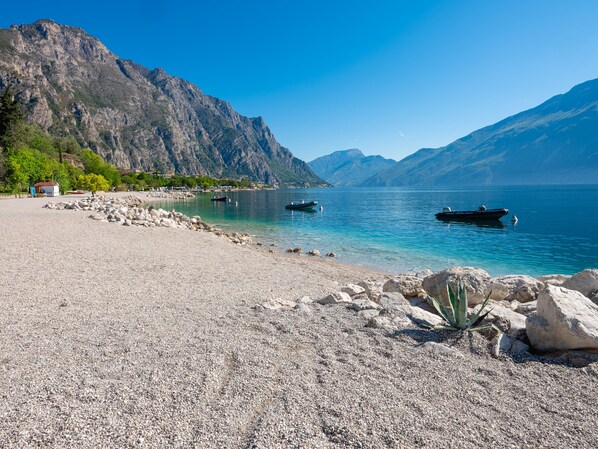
[
  {"left": 0, "top": 19, "right": 324, "bottom": 186},
  {"left": 366, "top": 78, "right": 598, "bottom": 186},
  {"left": 308, "top": 149, "right": 396, "bottom": 187}
]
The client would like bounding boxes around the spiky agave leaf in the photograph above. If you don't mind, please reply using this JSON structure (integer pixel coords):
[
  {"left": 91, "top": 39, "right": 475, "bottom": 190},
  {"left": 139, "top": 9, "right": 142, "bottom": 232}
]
[
  {"left": 429, "top": 295, "right": 453, "bottom": 326},
  {"left": 466, "top": 290, "right": 493, "bottom": 328}
]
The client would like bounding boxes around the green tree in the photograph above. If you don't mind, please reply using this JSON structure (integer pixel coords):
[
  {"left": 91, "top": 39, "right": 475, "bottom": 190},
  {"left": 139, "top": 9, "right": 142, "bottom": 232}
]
[
  {"left": 0, "top": 87, "right": 24, "bottom": 151},
  {"left": 80, "top": 149, "right": 121, "bottom": 186},
  {"left": 77, "top": 173, "right": 110, "bottom": 196}
]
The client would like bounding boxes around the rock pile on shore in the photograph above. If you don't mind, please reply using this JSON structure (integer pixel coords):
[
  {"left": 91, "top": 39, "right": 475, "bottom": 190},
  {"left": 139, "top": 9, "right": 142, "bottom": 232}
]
[
  {"left": 145, "top": 191, "right": 195, "bottom": 199},
  {"left": 260, "top": 266, "right": 598, "bottom": 366},
  {"left": 43, "top": 196, "right": 252, "bottom": 245}
]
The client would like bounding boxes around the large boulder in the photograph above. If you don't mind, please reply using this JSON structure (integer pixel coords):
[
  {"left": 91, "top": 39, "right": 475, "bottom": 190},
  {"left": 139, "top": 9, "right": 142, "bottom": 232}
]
[
  {"left": 422, "top": 267, "right": 491, "bottom": 306},
  {"left": 562, "top": 269, "right": 598, "bottom": 298},
  {"left": 383, "top": 275, "right": 426, "bottom": 298},
  {"left": 526, "top": 285, "right": 598, "bottom": 352},
  {"left": 487, "top": 275, "right": 544, "bottom": 303}
]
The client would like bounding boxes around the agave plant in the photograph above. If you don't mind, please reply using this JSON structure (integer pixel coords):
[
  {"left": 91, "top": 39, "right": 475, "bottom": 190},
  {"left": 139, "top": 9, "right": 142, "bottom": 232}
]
[{"left": 429, "top": 278, "right": 494, "bottom": 331}]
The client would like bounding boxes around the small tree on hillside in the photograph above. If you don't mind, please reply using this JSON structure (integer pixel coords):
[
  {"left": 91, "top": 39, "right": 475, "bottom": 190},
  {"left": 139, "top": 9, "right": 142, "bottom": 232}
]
[
  {"left": 77, "top": 173, "right": 109, "bottom": 197},
  {"left": 0, "top": 87, "right": 24, "bottom": 151}
]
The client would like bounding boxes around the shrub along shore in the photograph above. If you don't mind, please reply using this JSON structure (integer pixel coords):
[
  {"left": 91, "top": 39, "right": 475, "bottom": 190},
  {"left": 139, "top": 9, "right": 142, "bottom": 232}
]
[{"left": 0, "top": 192, "right": 596, "bottom": 448}]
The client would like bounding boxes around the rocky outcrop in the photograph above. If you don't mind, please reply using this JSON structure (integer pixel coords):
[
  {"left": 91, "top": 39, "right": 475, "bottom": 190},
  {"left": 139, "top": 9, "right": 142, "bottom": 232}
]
[
  {"left": 526, "top": 285, "right": 598, "bottom": 352},
  {"left": 422, "top": 267, "right": 491, "bottom": 306},
  {"left": 0, "top": 20, "right": 324, "bottom": 186}
]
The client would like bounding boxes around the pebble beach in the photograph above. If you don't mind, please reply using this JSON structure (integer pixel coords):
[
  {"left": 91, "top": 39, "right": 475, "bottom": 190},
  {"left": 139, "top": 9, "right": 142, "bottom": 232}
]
[{"left": 1, "top": 193, "right": 596, "bottom": 448}]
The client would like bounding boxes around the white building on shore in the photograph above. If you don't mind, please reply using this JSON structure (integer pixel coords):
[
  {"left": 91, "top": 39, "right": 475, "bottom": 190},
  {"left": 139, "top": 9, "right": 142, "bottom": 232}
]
[{"left": 34, "top": 181, "right": 60, "bottom": 197}]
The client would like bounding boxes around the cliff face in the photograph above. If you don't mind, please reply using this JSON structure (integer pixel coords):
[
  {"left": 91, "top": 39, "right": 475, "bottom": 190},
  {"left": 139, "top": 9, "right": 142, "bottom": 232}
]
[
  {"left": 0, "top": 20, "right": 323, "bottom": 185},
  {"left": 308, "top": 149, "right": 396, "bottom": 187},
  {"left": 365, "top": 79, "right": 598, "bottom": 186}
]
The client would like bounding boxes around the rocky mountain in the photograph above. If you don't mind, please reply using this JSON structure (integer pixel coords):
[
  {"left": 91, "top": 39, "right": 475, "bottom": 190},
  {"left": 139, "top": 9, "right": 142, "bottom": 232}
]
[
  {"left": 308, "top": 149, "right": 396, "bottom": 187},
  {"left": 0, "top": 20, "right": 324, "bottom": 186},
  {"left": 366, "top": 79, "right": 598, "bottom": 186}
]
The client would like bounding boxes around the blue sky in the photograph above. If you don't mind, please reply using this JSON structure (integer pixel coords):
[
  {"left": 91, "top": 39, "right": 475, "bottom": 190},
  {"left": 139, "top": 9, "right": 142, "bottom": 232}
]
[{"left": 2, "top": 0, "right": 598, "bottom": 162}]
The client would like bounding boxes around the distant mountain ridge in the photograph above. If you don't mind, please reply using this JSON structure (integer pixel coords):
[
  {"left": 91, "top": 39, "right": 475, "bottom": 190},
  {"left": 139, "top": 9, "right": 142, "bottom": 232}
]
[
  {"left": 366, "top": 78, "right": 598, "bottom": 186},
  {"left": 308, "top": 149, "right": 396, "bottom": 186},
  {"left": 0, "top": 19, "right": 324, "bottom": 186}
]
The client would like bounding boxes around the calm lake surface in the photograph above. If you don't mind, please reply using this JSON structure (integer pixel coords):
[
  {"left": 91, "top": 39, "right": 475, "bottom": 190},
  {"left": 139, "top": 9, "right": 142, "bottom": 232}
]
[{"left": 155, "top": 185, "right": 598, "bottom": 277}]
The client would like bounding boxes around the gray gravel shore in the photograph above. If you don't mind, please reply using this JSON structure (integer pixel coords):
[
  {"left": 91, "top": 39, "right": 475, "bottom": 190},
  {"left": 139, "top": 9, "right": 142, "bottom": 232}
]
[{"left": 1, "top": 194, "right": 596, "bottom": 448}]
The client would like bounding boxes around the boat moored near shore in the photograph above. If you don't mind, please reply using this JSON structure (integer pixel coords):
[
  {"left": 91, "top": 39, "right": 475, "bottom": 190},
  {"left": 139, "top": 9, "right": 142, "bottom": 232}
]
[{"left": 435, "top": 205, "right": 509, "bottom": 221}]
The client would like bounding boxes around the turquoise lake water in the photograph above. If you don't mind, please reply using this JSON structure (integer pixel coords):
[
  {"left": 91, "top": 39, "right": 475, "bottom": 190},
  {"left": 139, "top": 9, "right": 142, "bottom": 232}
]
[{"left": 154, "top": 185, "right": 598, "bottom": 277}]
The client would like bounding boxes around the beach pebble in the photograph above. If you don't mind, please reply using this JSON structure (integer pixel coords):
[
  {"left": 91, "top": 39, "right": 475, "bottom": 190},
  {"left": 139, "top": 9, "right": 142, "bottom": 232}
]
[
  {"left": 308, "top": 249, "right": 320, "bottom": 256},
  {"left": 365, "top": 316, "right": 393, "bottom": 329},
  {"left": 357, "top": 309, "right": 380, "bottom": 320},
  {"left": 325, "top": 252, "right": 336, "bottom": 258},
  {"left": 341, "top": 284, "right": 366, "bottom": 296},
  {"left": 347, "top": 298, "right": 381, "bottom": 311},
  {"left": 294, "top": 303, "right": 311, "bottom": 313},
  {"left": 421, "top": 342, "right": 463, "bottom": 357}
]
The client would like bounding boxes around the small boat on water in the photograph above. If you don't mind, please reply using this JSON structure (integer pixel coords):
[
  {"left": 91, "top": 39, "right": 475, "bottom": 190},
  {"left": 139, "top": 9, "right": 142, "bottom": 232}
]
[
  {"left": 210, "top": 196, "right": 228, "bottom": 202},
  {"left": 435, "top": 205, "right": 509, "bottom": 221},
  {"left": 285, "top": 200, "right": 318, "bottom": 211}
]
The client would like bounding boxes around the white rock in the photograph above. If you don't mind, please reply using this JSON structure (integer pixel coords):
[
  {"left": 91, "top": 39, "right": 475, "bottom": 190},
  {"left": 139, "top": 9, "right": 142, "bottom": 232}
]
[
  {"left": 383, "top": 275, "right": 426, "bottom": 298},
  {"left": 562, "top": 269, "right": 598, "bottom": 297},
  {"left": 422, "top": 266, "right": 491, "bottom": 306},
  {"left": 492, "top": 334, "right": 530, "bottom": 357},
  {"left": 420, "top": 342, "right": 463, "bottom": 357},
  {"left": 341, "top": 284, "right": 366, "bottom": 296},
  {"left": 294, "top": 303, "right": 311, "bottom": 313},
  {"left": 516, "top": 300, "right": 537, "bottom": 316},
  {"left": 347, "top": 299, "right": 381, "bottom": 311},
  {"left": 296, "top": 296, "right": 313, "bottom": 304},
  {"left": 307, "top": 249, "right": 320, "bottom": 256},
  {"left": 357, "top": 279, "right": 384, "bottom": 302},
  {"left": 537, "top": 274, "right": 570, "bottom": 287},
  {"left": 526, "top": 285, "right": 598, "bottom": 352},
  {"left": 377, "top": 292, "right": 410, "bottom": 313},
  {"left": 475, "top": 302, "right": 527, "bottom": 339},
  {"left": 358, "top": 309, "right": 380, "bottom": 320},
  {"left": 488, "top": 275, "right": 544, "bottom": 303},
  {"left": 365, "top": 316, "right": 393, "bottom": 329},
  {"left": 402, "top": 305, "right": 444, "bottom": 328},
  {"left": 318, "top": 292, "right": 352, "bottom": 305}
]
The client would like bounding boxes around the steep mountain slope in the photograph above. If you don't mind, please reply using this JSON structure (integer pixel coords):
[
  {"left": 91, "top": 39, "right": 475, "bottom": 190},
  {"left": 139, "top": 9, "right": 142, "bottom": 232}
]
[
  {"left": 366, "top": 79, "right": 598, "bottom": 186},
  {"left": 308, "top": 149, "right": 396, "bottom": 186},
  {"left": 0, "top": 20, "right": 324, "bottom": 185}
]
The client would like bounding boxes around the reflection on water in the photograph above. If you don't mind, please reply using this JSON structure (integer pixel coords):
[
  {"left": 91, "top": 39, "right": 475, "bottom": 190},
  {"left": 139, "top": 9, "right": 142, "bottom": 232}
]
[{"left": 154, "top": 185, "right": 598, "bottom": 276}]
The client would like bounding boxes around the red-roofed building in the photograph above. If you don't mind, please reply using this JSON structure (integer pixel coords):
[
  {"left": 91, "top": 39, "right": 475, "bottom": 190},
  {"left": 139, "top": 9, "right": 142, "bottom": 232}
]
[{"left": 34, "top": 181, "right": 60, "bottom": 197}]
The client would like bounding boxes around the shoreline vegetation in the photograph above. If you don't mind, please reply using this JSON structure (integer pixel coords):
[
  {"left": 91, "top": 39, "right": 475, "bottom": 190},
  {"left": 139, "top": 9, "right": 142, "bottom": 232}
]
[{"left": 1, "top": 191, "right": 596, "bottom": 447}]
